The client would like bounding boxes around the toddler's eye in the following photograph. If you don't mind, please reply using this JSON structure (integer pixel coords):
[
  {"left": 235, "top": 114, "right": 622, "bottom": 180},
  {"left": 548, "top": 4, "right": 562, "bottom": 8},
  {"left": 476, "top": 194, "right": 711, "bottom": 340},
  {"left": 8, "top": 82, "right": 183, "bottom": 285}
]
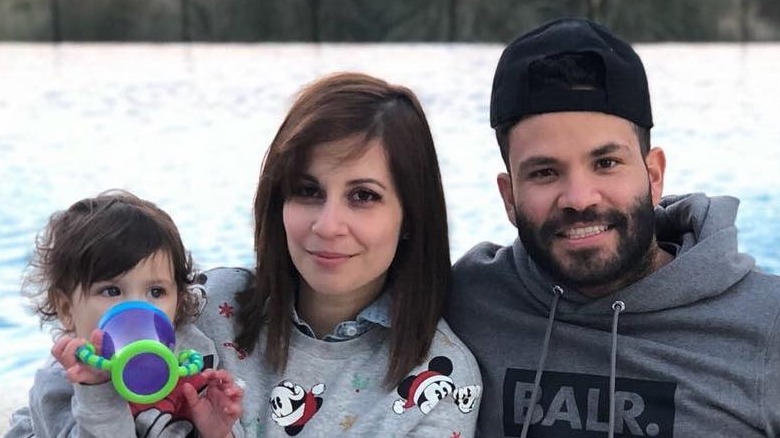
[
  {"left": 149, "top": 287, "right": 166, "bottom": 299},
  {"left": 99, "top": 286, "right": 121, "bottom": 297}
]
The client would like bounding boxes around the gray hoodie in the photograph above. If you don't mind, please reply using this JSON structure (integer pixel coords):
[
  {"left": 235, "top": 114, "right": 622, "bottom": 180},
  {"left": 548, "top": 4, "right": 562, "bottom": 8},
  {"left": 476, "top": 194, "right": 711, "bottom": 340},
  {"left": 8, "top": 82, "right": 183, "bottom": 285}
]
[{"left": 446, "top": 193, "right": 780, "bottom": 437}]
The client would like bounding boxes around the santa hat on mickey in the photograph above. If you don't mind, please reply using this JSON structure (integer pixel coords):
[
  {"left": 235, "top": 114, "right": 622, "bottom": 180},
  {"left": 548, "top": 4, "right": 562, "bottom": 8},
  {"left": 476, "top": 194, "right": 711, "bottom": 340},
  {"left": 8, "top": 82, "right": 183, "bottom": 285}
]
[
  {"left": 290, "top": 383, "right": 324, "bottom": 427},
  {"left": 393, "top": 370, "right": 450, "bottom": 414},
  {"left": 291, "top": 391, "right": 317, "bottom": 427}
]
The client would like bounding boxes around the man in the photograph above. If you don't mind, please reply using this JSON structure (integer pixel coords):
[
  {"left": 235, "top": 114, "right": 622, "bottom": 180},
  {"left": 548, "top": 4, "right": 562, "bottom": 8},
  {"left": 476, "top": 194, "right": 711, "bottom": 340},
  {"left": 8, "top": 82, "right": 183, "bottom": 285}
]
[{"left": 446, "top": 17, "right": 780, "bottom": 437}]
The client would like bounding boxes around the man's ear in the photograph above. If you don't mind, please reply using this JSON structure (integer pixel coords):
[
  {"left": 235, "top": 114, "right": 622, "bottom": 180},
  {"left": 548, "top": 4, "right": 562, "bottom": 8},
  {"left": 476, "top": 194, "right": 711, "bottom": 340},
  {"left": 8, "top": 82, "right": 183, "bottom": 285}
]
[
  {"left": 645, "top": 146, "right": 666, "bottom": 206},
  {"left": 497, "top": 172, "right": 517, "bottom": 227}
]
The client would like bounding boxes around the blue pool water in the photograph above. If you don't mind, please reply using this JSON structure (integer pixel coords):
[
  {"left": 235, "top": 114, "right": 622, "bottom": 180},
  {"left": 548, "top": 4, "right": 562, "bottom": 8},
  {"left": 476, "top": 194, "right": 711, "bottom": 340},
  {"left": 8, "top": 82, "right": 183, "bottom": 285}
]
[{"left": 1, "top": 43, "right": 779, "bottom": 392}]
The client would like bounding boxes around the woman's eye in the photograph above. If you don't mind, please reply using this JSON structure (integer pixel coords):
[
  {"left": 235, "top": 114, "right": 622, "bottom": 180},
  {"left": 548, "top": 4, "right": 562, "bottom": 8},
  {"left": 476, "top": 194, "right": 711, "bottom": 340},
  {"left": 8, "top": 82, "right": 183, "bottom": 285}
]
[
  {"left": 289, "top": 182, "right": 325, "bottom": 205},
  {"left": 349, "top": 188, "right": 380, "bottom": 204},
  {"left": 99, "top": 286, "right": 121, "bottom": 297},
  {"left": 293, "top": 183, "right": 321, "bottom": 199}
]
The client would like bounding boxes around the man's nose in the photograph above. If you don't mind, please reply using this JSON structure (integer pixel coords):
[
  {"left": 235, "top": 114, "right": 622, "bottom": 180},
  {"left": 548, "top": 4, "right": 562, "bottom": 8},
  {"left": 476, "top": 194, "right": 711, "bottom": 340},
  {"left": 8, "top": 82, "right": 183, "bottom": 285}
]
[{"left": 557, "top": 171, "right": 602, "bottom": 212}]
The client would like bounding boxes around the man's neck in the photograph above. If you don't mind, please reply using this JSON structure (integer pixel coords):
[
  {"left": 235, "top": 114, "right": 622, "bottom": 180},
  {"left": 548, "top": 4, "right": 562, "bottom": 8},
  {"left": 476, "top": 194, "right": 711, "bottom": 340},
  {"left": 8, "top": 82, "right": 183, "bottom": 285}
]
[{"left": 578, "top": 244, "right": 674, "bottom": 299}]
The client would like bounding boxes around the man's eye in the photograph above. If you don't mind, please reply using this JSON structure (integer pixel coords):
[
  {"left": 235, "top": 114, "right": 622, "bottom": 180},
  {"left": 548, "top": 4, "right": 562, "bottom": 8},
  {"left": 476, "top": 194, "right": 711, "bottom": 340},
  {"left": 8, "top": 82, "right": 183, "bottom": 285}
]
[
  {"left": 596, "top": 158, "right": 618, "bottom": 169},
  {"left": 528, "top": 168, "right": 557, "bottom": 179}
]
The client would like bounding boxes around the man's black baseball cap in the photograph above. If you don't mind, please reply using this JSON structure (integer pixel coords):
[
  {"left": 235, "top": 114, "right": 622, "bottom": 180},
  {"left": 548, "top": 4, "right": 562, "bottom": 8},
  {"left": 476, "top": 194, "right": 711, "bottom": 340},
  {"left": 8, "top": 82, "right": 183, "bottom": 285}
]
[{"left": 489, "top": 17, "right": 653, "bottom": 129}]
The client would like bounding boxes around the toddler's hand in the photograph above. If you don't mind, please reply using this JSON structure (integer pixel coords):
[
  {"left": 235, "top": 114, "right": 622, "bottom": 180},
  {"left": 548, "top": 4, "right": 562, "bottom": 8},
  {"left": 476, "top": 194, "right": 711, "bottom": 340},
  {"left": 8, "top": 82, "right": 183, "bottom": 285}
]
[
  {"left": 184, "top": 369, "right": 244, "bottom": 438},
  {"left": 52, "top": 329, "right": 110, "bottom": 386}
]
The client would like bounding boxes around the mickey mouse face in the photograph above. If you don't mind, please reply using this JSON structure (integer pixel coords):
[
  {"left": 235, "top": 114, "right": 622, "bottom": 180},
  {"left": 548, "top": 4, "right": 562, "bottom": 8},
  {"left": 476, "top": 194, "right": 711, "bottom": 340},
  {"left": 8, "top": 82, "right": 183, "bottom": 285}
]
[
  {"left": 453, "top": 385, "right": 481, "bottom": 413},
  {"left": 270, "top": 381, "right": 305, "bottom": 426},
  {"left": 418, "top": 380, "right": 455, "bottom": 414}
]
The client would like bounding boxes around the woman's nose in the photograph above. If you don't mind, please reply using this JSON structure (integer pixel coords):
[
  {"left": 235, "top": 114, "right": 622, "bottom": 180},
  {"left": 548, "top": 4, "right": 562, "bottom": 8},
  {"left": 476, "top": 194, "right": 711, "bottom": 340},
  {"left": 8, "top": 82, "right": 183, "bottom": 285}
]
[{"left": 310, "top": 200, "right": 347, "bottom": 237}]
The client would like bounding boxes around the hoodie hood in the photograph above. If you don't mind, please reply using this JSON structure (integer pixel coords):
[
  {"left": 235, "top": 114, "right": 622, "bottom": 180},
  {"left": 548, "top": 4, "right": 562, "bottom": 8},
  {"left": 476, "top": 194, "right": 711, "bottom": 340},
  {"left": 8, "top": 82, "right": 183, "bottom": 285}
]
[{"left": 514, "top": 193, "right": 756, "bottom": 316}]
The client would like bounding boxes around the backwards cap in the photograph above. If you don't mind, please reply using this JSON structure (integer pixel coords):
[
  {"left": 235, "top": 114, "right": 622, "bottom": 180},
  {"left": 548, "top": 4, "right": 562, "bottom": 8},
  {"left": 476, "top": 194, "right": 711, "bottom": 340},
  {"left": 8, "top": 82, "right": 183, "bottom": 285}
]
[{"left": 489, "top": 17, "right": 652, "bottom": 129}]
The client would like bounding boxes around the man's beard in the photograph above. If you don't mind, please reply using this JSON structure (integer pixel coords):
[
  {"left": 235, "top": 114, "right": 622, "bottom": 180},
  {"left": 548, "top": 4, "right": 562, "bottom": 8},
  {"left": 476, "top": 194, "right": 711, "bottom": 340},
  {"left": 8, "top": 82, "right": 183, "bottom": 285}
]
[{"left": 515, "top": 191, "right": 656, "bottom": 291}]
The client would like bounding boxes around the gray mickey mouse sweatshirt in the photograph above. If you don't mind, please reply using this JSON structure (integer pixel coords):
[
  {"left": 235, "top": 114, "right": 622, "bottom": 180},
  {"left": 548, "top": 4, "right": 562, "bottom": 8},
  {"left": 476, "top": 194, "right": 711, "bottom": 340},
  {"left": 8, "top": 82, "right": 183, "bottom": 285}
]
[
  {"left": 195, "top": 267, "right": 482, "bottom": 437},
  {"left": 447, "top": 193, "right": 780, "bottom": 437}
]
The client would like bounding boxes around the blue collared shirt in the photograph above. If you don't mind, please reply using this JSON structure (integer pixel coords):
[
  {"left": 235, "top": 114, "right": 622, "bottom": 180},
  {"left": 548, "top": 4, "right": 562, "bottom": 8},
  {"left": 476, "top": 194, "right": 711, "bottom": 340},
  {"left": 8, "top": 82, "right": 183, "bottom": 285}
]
[{"left": 291, "top": 292, "right": 392, "bottom": 342}]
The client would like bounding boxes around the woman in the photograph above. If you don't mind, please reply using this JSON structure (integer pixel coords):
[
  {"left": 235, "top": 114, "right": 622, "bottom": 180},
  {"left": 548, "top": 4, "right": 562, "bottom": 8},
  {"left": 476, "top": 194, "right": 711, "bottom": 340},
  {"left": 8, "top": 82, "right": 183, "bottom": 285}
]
[{"left": 196, "top": 72, "right": 481, "bottom": 437}]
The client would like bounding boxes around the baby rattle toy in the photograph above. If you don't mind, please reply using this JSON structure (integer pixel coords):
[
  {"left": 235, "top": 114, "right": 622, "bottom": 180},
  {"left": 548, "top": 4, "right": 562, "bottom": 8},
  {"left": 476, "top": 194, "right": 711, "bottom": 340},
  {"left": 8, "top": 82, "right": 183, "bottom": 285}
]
[{"left": 75, "top": 300, "right": 203, "bottom": 404}]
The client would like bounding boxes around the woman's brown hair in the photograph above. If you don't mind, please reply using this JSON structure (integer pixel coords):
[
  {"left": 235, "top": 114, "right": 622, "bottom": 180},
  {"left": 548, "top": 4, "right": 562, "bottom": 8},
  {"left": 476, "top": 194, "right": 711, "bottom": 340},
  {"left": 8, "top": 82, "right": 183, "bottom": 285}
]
[{"left": 235, "top": 72, "right": 451, "bottom": 386}]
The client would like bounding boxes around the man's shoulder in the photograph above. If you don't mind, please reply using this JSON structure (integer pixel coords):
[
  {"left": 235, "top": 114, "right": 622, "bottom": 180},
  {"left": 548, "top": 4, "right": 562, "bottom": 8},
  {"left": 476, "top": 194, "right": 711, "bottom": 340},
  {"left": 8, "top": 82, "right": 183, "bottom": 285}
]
[
  {"left": 452, "top": 241, "right": 519, "bottom": 290},
  {"left": 749, "top": 268, "right": 780, "bottom": 284},
  {"left": 453, "top": 241, "right": 512, "bottom": 273},
  {"left": 735, "top": 269, "right": 780, "bottom": 311}
]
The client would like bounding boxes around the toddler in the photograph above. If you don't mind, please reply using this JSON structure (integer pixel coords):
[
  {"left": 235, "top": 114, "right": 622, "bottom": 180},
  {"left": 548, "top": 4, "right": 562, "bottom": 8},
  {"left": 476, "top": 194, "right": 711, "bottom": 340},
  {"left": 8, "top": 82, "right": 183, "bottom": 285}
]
[{"left": 4, "top": 190, "right": 243, "bottom": 438}]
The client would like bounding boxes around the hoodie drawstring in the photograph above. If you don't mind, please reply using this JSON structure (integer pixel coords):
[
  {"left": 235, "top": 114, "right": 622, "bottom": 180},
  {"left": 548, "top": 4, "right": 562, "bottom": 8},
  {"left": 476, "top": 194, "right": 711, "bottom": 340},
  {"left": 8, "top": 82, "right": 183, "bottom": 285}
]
[
  {"left": 520, "top": 285, "right": 563, "bottom": 438},
  {"left": 520, "top": 292, "right": 626, "bottom": 437},
  {"left": 608, "top": 300, "right": 625, "bottom": 438}
]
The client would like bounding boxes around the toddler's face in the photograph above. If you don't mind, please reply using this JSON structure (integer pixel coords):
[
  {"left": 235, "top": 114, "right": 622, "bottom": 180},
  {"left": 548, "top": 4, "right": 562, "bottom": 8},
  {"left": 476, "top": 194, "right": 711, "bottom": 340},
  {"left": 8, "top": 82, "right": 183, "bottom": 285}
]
[{"left": 60, "top": 250, "right": 179, "bottom": 339}]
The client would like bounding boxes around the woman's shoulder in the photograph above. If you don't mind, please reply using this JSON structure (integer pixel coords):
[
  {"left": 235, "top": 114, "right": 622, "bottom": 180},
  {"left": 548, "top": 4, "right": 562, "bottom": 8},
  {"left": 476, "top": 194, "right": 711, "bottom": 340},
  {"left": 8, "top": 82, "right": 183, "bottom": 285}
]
[
  {"left": 197, "top": 266, "right": 254, "bottom": 301},
  {"left": 194, "top": 267, "right": 253, "bottom": 339},
  {"left": 427, "top": 319, "right": 482, "bottom": 383},
  {"left": 175, "top": 323, "right": 216, "bottom": 354},
  {"left": 395, "top": 319, "right": 483, "bottom": 416}
]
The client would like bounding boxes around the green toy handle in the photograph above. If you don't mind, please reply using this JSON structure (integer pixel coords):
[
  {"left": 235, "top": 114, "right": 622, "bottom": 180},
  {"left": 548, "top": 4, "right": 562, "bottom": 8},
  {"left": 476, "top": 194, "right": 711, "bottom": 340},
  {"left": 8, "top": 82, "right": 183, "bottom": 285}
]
[{"left": 76, "top": 341, "right": 204, "bottom": 404}]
